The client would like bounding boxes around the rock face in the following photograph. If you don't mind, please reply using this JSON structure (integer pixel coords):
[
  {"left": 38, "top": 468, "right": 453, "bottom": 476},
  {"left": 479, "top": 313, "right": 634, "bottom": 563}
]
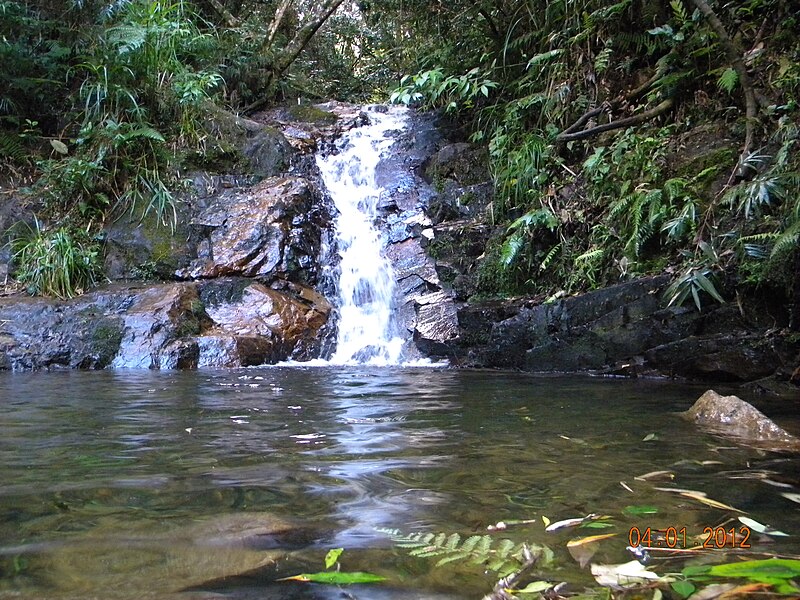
[
  {"left": 683, "top": 390, "right": 800, "bottom": 450},
  {"left": 428, "top": 276, "right": 799, "bottom": 380},
  {"left": 177, "top": 176, "right": 328, "bottom": 283},
  {"left": 0, "top": 278, "right": 330, "bottom": 370}
]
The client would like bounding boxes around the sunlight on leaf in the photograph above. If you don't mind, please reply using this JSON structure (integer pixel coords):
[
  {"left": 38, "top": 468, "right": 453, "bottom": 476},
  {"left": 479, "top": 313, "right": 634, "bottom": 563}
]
[
  {"left": 279, "top": 571, "right": 386, "bottom": 585},
  {"left": 325, "top": 548, "right": 344, "bottom": 569}
]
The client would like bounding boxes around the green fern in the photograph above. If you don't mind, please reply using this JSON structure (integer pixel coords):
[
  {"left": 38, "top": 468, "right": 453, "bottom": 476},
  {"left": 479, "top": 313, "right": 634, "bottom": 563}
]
[
  {"left": 0, "top": 131, "right": 27, "bottom": 163},
  {"left": 717, "top": 67, "right": 739, "bottom": 94},
  {"left": 378, "top": 528, "right": 552, "bottom": 575}
]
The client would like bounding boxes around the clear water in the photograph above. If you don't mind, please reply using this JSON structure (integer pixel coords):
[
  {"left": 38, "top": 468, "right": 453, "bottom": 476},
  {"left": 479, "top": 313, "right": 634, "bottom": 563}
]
[
  {"left": 1, "top": 369, "right": 798, "bottom": 599},
  {"left": 316, "top": 106, "right": 409, "bottom": 366}
]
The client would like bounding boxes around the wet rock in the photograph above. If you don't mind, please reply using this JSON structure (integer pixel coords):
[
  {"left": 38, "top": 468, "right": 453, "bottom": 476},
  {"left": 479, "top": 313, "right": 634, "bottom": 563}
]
[
  {"left": 178, "top": 176, "right": 329, "bottom": 284},
  {"left": 0, "top": 292, "right": 128, "bottom": 371},
  {"left": 386, "top": 239, "right": 439, "bottom": 292},
  {"left": 111, "top": 283, "right": 211, "bottom": 369},
  {"left": 644, "top": 334, "right": 784, "bottom": 381},
  {"left": 30, "top": 512, "right": 299, "bottom": 596},
  {"left": 197, "top": 279, "right": 331, "bottom": 365},
  {"left": 423, "top": 143, "right": 490, "bottom": 187},
  {"left": 412, "top": 291, "right": 459, "bottom": 353},
  {"left": 104, "top": 210, "right": 194, "bottom": 280},
  {"left": 683, "top": 390, "right": 800, "bottom": 450},
  {"left": 243, "top": 126, "right": 293, "bottom": 178}
]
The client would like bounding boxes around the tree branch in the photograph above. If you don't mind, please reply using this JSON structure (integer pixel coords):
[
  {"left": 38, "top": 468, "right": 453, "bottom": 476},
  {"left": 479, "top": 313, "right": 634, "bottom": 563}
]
[
  {"left": 265, "top": 0, "right": 292, "bottom": 48},
  {"left": 204, "top": 0, "right": 239, "bottom": 27},
  {"left": 244, "top": 0, "right": 347, "bottom": 113},
  {"left": 482, "top": 546, "right": 540, "bottom": 600},
  {"left": 556, "top": 97, "right": 674, "bottom": 142}
]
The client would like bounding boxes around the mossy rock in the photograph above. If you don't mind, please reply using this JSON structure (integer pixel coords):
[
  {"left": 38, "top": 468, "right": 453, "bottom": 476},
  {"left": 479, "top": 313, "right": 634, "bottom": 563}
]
[
  {"left": 104, "top": 209, "right": 193, "bottom": 281},
  {"left": 285, "top": 105, "right": 338, "bottom": 125}
]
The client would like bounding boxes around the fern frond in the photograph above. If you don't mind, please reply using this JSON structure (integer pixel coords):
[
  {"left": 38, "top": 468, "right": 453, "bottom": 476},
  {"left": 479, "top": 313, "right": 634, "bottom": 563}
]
[
  {"left": 717, "top": 67, "right": 739, "bottom": 94},
  {"left": 378, "top": 528, "right": 548, "bottom": 576},
  {"left": 771, "top": 220, "right": 800, "bottom": 257},
  {"left": 0, "top": 131, "right": 27, "bottom": 163}
]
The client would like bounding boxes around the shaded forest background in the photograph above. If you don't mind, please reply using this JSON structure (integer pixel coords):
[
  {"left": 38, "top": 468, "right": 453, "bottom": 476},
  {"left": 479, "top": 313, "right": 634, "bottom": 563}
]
[{"left": 0, "top": 0, "right": 798, "bottom": 320}]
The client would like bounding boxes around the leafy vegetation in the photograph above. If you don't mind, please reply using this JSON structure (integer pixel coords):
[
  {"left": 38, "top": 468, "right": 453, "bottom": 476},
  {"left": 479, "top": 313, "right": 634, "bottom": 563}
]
[
  {"left": 10, "top": 219, "right": 101, "bottom": 298},
  {"left": 386, "top": 0, "right": 799, "bottom": 312},
  {"left": 0, "top": 0, "right": 798, "bottom": 321}
]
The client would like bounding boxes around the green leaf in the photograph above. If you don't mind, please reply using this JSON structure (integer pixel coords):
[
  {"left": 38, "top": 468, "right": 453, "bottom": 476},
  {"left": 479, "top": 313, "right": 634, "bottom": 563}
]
[
  {"left": 324, "top": 548, "right": 343, "bottom": 569},
  {"left": 623, "top": 505, "right": 658, "bottom": 516},
  {"left": 671, "top": 580, "right": 696, "bottom": 598},
  {"left": 717, "top": 67, "right": 739, "bottom": 94},
  {"left": 50, "top": 139, "right": 69, "bottom": 154},
  {"left": 693, "top": 271, "right": 725, "bottom": 303},
  {"left": 514, "top": 580, "right": 552, "bottom": 594},
  {"left": 581, "top": 521, "right": 615, "bottom": 529},
  {"left": 280, "top": 571, "right": 386, "bottom": 585}
]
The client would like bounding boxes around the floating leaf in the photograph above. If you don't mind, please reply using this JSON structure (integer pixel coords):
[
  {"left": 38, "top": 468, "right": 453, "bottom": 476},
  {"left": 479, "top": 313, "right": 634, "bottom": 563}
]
[
  {"left": 635, "top": 470, "right": 675, "bottom": 481},
  {"left": 546, "top": 517, "right": 585, "bottom": 531},
  {"left": 512, "top": 580, "right": 552, "bottom": 593},
  {"left": 642, "top": 433, "right": 658, "bottom": 441},
  {"left": 738, "top": 516, "right": 789, "bottom": 537},
  {"left": 541, "top": 516, "right": 551, "bottom": 528},
  {"left": 279, "top": 571, "right": 386, "bottom": 584},
  {"left": 582, "top": 521, "right": 615, "bottom": 529},
  {"left": 623, "top": 505, "right": 658, "bottom": 516},
  {"left": 591, "top": 560, "right": 660, "bottom": 588},
  {"left": 324, "top": 548, "right": 343, "bottom": 569},
  {"left": 567, "top": 533, "right": 618, "bottom": 546},
  {"left": 671, "top": 580, "right": 696, "bottom": 598},
  {"left": 679, "top": 492, "right": 745, "bottom": 513},
  {"left": 685, "top": 559, "right": 800, "bottom": 594},
  {"left": 568, "top": 534, "right": 617, "bottom": 567}
]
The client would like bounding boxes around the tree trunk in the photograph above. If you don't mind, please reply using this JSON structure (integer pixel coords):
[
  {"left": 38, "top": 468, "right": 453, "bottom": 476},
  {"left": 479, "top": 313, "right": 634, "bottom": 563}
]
[
  {"left": 690, "top": 0, "right": 758, "bottom": 178},
  {"left": 245, "top": 0, "right": 347, "bottom": 112}
]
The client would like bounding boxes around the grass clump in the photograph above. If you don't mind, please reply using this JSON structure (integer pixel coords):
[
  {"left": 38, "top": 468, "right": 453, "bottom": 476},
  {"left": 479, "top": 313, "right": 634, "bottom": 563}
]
[{"left": 11, "top": 221, "right": 102, "bottom": 299}]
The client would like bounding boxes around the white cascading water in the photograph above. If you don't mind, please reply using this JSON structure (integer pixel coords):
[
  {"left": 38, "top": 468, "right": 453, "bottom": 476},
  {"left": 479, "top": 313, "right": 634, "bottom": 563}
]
[{"left": 317, "top": 106, "right": 408, "bottom": 365}]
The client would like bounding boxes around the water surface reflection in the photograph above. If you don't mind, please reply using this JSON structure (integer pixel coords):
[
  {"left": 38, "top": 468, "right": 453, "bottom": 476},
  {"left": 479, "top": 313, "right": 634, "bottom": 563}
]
[{"left": 1, "top": 368, "right": 798, "bottom": 599}]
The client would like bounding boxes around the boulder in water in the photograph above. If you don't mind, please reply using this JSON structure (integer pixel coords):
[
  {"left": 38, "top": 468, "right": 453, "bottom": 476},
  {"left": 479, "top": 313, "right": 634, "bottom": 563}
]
[{"left": 683, "top": 390, "right": 800, "bottom": 450}]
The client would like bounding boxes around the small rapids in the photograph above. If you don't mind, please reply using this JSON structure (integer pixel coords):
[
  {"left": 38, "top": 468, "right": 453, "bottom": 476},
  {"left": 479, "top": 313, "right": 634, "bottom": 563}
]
[{"left": 316, "top": 106, "right": 410, "bottom": 365}]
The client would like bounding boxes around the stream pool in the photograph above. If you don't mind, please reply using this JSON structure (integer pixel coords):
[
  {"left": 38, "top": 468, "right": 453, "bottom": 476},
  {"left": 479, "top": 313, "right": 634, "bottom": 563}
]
[{"left": 1, "top": 368, "right": 798, "bottom": 599}]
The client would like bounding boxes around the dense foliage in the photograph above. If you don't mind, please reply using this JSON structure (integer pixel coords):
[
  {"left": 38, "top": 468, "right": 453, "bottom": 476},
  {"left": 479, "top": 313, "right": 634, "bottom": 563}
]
[
  {"left": 386, "top": 0, "right": 799, "bottom": 312},
  {"left": 0, "top": 0, "right": 798, "bottom": 312}
]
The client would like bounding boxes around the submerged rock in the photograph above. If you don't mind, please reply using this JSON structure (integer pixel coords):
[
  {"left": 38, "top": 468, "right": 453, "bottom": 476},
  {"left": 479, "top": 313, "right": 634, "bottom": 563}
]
[
  {"left": 28, "top": 512, "right": 302, "bottom": 596},
  {"left": 683, "top": 390, "right": 800, "bottom": 450}
]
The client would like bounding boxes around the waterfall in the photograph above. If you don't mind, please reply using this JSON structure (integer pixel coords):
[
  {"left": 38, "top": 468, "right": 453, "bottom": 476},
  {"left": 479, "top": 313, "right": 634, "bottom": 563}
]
[{"left": 317, "top": 106, "right": 409, "bottom": 365}]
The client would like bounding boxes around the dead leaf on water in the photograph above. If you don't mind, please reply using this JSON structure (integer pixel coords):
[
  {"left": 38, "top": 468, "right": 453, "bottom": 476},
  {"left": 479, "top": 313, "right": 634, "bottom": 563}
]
[
  {"left": 590, "top": 560, "right": 660, "bottom": 589},
  {"left": 689, "top": 583, "right": 737, "bottom": 599},
  {"left": 568, "top": 533, "right": 618, "bottom": 546},
  {"left": 679, "top": 492, "right": 745, "bottom": 513},
  {"left": 545, "top": 514, "right": 602, "bottom": 532},
  {"left": 738, "top": 516, "right": 789, "bottom": 537},
  {"left": 634, "top": 470, "right": 675, "bottom": 481}
]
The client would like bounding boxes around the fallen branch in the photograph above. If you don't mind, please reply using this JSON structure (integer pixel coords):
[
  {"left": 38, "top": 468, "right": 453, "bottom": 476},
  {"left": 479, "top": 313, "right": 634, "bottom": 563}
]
[
  {"left": 556, "top": 65, "right": 670, "bottom": 142},
  {"left": 556, "top": 97, "right": 674, "bottom": 142},
  {"left": 482, "top": 545, "right": 539, "bottom": 600}
]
